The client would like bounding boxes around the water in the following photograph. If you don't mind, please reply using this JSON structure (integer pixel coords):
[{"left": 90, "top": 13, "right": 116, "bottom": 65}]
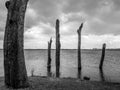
[{"left": 0, "top": 49, "right": 120, "bottom": 83}]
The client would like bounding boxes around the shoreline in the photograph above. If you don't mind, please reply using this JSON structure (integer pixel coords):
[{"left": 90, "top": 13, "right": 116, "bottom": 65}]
[{"left": 0, "top": 76, "right": 120, "bottom": 90}]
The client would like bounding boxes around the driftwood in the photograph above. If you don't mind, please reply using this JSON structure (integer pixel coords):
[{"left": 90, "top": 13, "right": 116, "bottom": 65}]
[
  {"left": 47, "top": 38, "right": 52, "bottom": 77},
  {"left": 55, "top": 19, "right": 61, "bottom": 78},
  {"left": 77, "top": 23, "right": 83, "bottom": 79},
  {"left": 4, "top": 0, "right": 29, "bottom": 88},
  {"left": 99, "top": 43, "right": 106, "bottom": 70}
]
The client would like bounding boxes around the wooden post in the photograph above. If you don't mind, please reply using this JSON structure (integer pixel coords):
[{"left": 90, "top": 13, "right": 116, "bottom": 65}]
[
  {"left": 4, "top": 0, "right": 29, "bottom": 88},
  {"left": 77, "top": 23, "right": 83, "bottom": 79},
  {"left": 99, "top": 43, "right": 106, "bottom": 70},
  {"left": 99, "top": 68, "right": 105, "bottom": 81},
  {"left": 47, "top": 38, "right": 52, "bottom": 77},
  {"left": 31, "top": 68, "right": 34, "bottom": 77},
  {"left": 55, "top": 19, "right": 61, "bottom": 78}
]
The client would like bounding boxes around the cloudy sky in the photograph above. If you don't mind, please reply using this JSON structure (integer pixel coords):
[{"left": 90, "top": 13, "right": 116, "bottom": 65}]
[{"left": 0, "top": 0, "right": 120, "bottom": 49}]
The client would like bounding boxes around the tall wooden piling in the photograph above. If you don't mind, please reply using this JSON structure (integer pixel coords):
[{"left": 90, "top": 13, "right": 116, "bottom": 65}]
[
  {"left": 47, "top": 38, "right": 52, "bottom": 77},
  {"left": 99, "top": 43, "right": 106, "bottom": 70},
  {"left": 77, "top": 23, "right": 83, "bottom": 79},
  {"left": 55, "top": 19, "right": 61, "bottom": 78},
  {"left": 4, "top": 0, "right": 29, "bottom": 88},
  {"left": 99, "top": 68, "right": 105, "bottom": 81}
]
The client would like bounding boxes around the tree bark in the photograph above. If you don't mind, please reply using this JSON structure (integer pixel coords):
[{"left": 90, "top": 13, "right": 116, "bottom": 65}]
[
  {"left": 47, "top": 38, "right": 52, "bottom": 77},
  {"left": 77, "top": 23, "right": 83, "bottom": 79},
  {"left": 55, "top": 19, "right": 61, "bottom": 78},
  {"left": 99, "top": 43, "right": 106, "bottom": 70},
  {"left": 4, "top": 0, "right": 29, "bottom": 88}
]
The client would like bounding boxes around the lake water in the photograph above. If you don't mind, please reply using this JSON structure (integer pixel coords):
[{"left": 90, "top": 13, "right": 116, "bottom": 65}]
[{"left": 0, "top": 49, "right": 120, "bottom": 83}]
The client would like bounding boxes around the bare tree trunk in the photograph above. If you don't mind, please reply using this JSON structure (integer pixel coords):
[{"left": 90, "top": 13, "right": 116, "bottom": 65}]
[
  {"left": 99, "top": 43, "right": 106, "bottom": 70},
  {"left": 4, "top": 0, "right": 29, "bottom": 88},
  {"left": 55, "top": 19, "right": 61, "bottom": 78},
  {"left": 77, "top": 23, "right": 83, "bottom": 79},
  {"left": 47, "top": 38, "right": 52, "bottom": 77}
]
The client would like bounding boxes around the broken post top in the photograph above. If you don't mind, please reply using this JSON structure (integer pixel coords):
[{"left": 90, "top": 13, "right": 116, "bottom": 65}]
[
  {"left": 79, "top": 23, "right": 83, "bottom": 30},
  {"left": 103, "top": 43, "right": 106, "bottom": 48},
  {"left": 48, "top": 37, "right": 52, "bottom": 45},
  {"left": 56, "top": 19, "right": 60, "bottom": 29},
  {"left": 50, "top": 37, "right": 52, "bottom": 43},
  {"left": 56, "top": 19, "right": 59, "bottom": 24},
  {"left": 77, "top": 23, "right": 83, "bottom": 34}
]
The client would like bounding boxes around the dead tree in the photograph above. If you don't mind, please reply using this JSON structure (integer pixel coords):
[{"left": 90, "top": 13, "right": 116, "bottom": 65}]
[
  {"left": 77, "top": 23, "right": 83, "bottom": 79},
  {"left": 55, "top": 19, "right": 61, "bottom": 78},
  {"left": 4, "top": 0, "right": 29, "bottom": 88},
  {"left": 47, "top": 38, "right": 52, "bottom": 77},
  {"left": 99, "top": 43, "right": 106, "bottom": 70}
]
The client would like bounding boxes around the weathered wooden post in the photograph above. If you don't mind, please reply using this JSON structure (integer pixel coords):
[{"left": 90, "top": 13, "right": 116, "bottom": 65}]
[
  {"left": 99, "top": 43, "right": 106, "bottom": 70},
  {"left": 99, "top": 43, "right": 106, "bottom": 81},
  {"left": 31, "top": 68, "right": 34, "bottom": 77},
  {"left": 77, "top": 23, "right": 83, "bottom": 79},
  {"left": 47, "top": 38, "right": 52, "bottom": 77},
  {"left": 99, "top": 68, "right": 105, "bottom": 81},
  {"left": 4, "top": 0, "right": 29, "bottom": 88},
  {"left": 55, "top": 19, "right": 61, "bottom": 78}
]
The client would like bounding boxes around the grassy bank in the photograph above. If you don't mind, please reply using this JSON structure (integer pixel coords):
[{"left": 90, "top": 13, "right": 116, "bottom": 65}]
[{"left": 0, "top": 76, "right": 120, "bottom": 90}]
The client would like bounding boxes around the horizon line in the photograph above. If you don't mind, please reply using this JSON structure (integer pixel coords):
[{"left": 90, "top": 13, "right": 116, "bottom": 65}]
[{"left": 0, "top": 48, "right": 120, "bottom": 50}]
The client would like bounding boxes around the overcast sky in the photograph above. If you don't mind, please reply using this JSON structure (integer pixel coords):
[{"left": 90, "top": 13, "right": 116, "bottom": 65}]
[{"left": 0, "top": 0, "right": 120, "bottom": 49}]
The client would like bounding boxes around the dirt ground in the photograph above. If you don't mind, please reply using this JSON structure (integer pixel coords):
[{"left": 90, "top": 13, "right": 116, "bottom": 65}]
[{"left": 0, "top": 76, "right": 120, "bottom": 90}]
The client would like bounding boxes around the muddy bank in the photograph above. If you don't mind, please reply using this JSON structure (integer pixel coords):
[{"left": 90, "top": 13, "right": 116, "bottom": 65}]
[{"left": 0, "top": 76, "right": 120, "bottom": 90}]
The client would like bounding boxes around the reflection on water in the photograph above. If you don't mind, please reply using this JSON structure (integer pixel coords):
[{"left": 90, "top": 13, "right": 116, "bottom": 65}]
[{"left": 0, "top": 49, "right": 120, "bottom": 83}]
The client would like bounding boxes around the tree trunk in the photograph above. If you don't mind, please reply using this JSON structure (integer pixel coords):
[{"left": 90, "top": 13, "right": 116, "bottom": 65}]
[
  {"left": 55, "top": 19, "right": 61, "bottom": 78},
  {"left": 99, "top": 43, "right": 106, "bottom": 70},
  {"left": 77, "top": 23, "right": 83, "bottom": 79},
  {"left": 4, "top": 0, "right": 29, "bottom": 88},
  {"left": 47, "top": 38, "right": 52, "bottom": 77}
]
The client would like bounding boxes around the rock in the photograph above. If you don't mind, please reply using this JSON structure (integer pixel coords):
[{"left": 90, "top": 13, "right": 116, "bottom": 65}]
[{"left": 83, "top": 76, "right": 90, "bottom": 80}]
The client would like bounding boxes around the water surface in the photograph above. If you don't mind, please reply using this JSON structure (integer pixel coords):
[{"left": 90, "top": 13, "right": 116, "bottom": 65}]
[{"left": 0, "top": 49, "right": 120, "bottom": 83}]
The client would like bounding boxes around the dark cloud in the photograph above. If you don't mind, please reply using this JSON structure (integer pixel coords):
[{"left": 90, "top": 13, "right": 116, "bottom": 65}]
[
  {"left": 1, "top": 0, "right": 120, "bottom": 40},
  {"left": 99, "top": 12, "right": 120, "bottom": 24},
  {"left": 27, "top": 0, "right": 63, "bottom": 25},
  {"left": 114, "top": 0, "right": 120, "bottom": 10},
  {"left": 87, "top": 23, "right": 120, "bottom": 35},
  {"left": 0, "top": 0, "right": 120, "bottom": 48},
  {"left": 63, "top": 0, "right": 99, "bottom": 15}
]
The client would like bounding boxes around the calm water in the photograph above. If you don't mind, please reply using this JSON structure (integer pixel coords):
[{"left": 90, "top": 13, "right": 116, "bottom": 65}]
[{"left": 0, "top": 49, "right": 120, "bottom": 83}]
